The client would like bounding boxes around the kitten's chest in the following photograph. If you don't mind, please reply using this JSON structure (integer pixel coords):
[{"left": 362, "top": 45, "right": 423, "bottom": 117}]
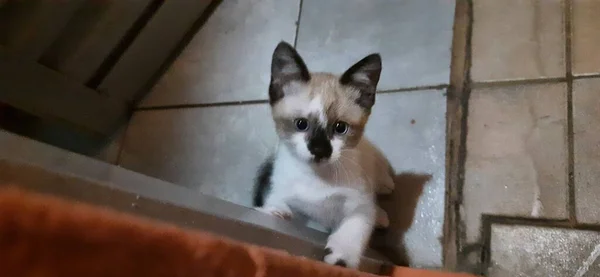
[
  {"left": 288, "top": 179, "right": 351, "bottom": 227},
  {"left": 278, "top": 172, "right": 363, "bottom": 226}
]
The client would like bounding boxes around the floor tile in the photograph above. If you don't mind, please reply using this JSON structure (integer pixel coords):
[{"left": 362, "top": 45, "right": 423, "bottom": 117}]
[
  {"left": 489, "top": 224, "right": 600, "bottom": 277},
  {"left": 367, "top": 90, "right": 446, "bottom": 268},
  {"left": 573, "top": 78, "right": 600, "bottom": 224},
  {"left": 464, "top": 83, "right": 568, "bottom": 243},
  {"left": 139, "top": 0, "right": 299, "bottom": 107},
  {"left": 471, "top": 0, "right": 565, "bottom": 82},
  {"left": 119, "top": 104, "right": 277, "bottom": 206},
  {"left": 572, "top": 0, "right": 600, "bottom": 75},
  {"left": 295, "top": 0, "right": 454, "bottom": 91}
]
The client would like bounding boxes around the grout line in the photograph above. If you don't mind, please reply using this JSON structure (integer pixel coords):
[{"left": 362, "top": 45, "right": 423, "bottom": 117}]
[
  {"left": 565, "top": 0, "right": 577, "bottom": 225},
  {"left": 480, "top": 215, "right": 493, "bottom": 276},
  {"left": 135, "top": 99, "right": 269, "bottom": 111},
  {"left": 293, "top": 0, "right": 304, "bottom": 47},
  {"left": 471, "top": 76, "right": 567, "bottom": 88},
  {"left": 442, "top": 0, "right": 474, "bottom": 271},
  {"left": 573, "top": 72, "right": 600, "bottom": 80},
  {"left": 458, "top": 0, "right": 474, "bottom": 264},
  {"left": 480, "top": 214, "right": 600, "bottom": 231},
  {"left": 133, "top": 85, "right": 449, "bottom": 112},
  {"left": 377, "top": 84, "right": 448, "bottom": 94}
]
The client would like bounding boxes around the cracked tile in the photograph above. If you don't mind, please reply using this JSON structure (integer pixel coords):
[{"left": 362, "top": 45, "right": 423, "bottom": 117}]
[
  {"left": 471, "top": 0, "right": 565, "bottom": 82},
  {"left": 464, "top": 83, "right": 568, "bottom": 243},
  {"left": 574, "top": 78, "right": 600, "bottom": 224},
  {"left": 489, "top": 224, "right": 600, "bottom": 277},
  {"left": 572, "top": 0, "right": 600, "bottom": 75}
]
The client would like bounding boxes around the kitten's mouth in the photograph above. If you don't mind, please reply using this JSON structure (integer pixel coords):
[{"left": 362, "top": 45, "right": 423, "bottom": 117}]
[
  {"left": 311, "top": 156, "right": 328, "bottom": 164},
  {"left": 311, "top": 156, "right": 334, "bottom": 164}
]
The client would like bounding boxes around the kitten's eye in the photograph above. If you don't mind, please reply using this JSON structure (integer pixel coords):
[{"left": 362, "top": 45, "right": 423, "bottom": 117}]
[
  {"left": 294, "top": 118, "right": 309, "bottom": 131},
  {"left": 334, "top": 121, "right": 348, "bottom": 134}
]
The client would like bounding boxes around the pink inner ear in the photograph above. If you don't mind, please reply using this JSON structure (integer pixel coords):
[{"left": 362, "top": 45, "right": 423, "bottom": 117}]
[
  {"left": 350, "top": 72, "right": 372, "bottom": 85},
  {"left": 271, "top": 41, "right": 310, "bottom": 84},
  {"left": 339, "top": 53, "right": 382, "bottom": 88}
]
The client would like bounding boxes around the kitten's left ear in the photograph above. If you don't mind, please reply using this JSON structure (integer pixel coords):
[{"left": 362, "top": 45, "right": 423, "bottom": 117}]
[{"left": 339, "top": 54, "right": 382, "bottom": 109}]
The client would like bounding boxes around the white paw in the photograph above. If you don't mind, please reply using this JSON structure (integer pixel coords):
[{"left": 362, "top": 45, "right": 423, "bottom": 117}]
[
  {"left": 255, "top": 206, "right": 292, "bottom": 220},
  {"left": 323, "top": 242, "right": 361, "bottom": 268}
]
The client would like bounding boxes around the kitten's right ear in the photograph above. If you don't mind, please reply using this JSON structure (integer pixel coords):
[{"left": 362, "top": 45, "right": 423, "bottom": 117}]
[{"left": 269, "top": 41, "right": 310, "bottom": 104}]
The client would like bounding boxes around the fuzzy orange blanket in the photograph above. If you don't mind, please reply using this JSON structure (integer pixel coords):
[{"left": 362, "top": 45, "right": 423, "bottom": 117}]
[{"left": 0, "top": 187, "right": 475, "bottom": 277}]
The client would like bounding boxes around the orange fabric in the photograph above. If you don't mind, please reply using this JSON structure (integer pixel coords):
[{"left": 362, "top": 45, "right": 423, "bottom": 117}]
[{"left": 0, "top": 187, "right": 477, "bottom": 277}]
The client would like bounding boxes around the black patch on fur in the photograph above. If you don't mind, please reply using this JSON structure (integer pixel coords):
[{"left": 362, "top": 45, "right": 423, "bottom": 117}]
[
  {"left": 253, "top": 156, "right": 274, "bottom": 207},
  {"left": 324, "top": 247, "right": 332, "bottom": 256},
  {"left": 334, "top": 260, "right": 347, "bottom": 267},
  {"left": 307, "top": 126, "right": 332, "bottom": 161},
  {"left": 340, "top": 53, "right": 382, "bottom": 110}
]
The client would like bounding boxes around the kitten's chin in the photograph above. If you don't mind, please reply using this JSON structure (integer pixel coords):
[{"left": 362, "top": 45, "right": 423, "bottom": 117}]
[{"left": 310, "top": 156, "right": 339, "bottom": 166}]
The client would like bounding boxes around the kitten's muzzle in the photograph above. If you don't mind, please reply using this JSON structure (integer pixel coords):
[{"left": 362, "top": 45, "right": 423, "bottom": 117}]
[{"left": 308, "top": 127, "right": 332, "bottom": 162}]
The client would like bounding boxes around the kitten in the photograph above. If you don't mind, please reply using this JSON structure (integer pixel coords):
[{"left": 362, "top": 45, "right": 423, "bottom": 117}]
[{"left": 253, "top": 41, "right": 395, "bottom": 269}]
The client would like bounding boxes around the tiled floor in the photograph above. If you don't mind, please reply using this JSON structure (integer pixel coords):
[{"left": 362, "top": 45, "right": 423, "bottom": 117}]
[
  {"left": 464, "top": 83, "right": 569, "bottom": 242},
  {"left": 118, "top": 0, "right": 454, "bottom": 269},
  {"left": 454, "top": 0, "right": 600, "bottom": 275}
]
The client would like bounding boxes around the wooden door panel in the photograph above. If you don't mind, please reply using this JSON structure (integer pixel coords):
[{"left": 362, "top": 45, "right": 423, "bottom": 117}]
[
  {"left": 0, "top": 0, "right": 84, "bottom": 61},
  {"left": 0, "top": 47, "right": 128, "bottom": 136}
]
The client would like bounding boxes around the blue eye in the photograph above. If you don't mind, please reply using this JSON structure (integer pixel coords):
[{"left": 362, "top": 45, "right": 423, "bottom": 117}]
[
  {"left": 334, "top": 121, "right": 348, "bottom": 134},
  {"left": 295, "top": 118, "right": 309, "bottom": 131}
]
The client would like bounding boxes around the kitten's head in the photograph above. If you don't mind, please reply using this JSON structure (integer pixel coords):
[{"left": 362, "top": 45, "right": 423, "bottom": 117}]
[{"left": 268, "top": 41, "right": 382, "bottom": 164}]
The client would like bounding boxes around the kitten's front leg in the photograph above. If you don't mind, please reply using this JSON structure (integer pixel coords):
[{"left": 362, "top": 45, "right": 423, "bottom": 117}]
[
  {"left": 323, "top": 203, "right": 376, "bottom": 268},
  {"left": 255, "top": 205, "right": 293, "bottom": 220},
  {"left": 255, "top": 192, "right": 294, "bottom": 220}
]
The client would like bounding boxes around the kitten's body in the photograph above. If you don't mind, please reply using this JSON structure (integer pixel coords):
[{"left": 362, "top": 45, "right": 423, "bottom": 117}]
[
  {"left": 254, "top": 42, "right": 394, "bottom": 268},
  {"left": 256, "top": 138, "right": 394, "bottom": 226}
]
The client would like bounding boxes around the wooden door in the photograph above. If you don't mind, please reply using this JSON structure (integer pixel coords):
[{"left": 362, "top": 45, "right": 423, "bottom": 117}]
[{"left": 0, "top": 0, "right": 215, "bottom": 137}]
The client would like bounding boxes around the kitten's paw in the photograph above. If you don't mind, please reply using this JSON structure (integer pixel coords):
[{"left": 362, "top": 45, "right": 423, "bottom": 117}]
[
  {"left": 376, "top": 177, "right": 395, "bottom": 195},
  {"left": 323, "top": 243, "right": 360, "bottom": 268},
  {"left": 375, "top": 206, "right": 390, "bottom": 229},
  {"left": 255, "top": 206, "right": 292, "bottom": 220}
]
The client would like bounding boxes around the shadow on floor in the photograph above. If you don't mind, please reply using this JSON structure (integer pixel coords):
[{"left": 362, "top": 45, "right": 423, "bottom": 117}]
[{"left": 372, "top": 172, "right": 431, "bottom": 267}]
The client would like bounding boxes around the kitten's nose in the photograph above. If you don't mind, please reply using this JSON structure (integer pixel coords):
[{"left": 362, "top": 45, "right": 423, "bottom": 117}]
[
  {"left": 308, "top": 127, "right": 332, "bottom": 161},
  {"left": 309, "top": 144, "right": 332, "bottom": 158}
]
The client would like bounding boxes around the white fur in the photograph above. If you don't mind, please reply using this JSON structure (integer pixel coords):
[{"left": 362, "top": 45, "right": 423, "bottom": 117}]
[
  {"left": 261, "top": 138, "right": 395, "bottom": 268},
  {"left": 291, "top": 133, "right": 313, "bottom": 161},
  {"left": 307, "top": 96, "right": 327, "bottom": 125}
]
